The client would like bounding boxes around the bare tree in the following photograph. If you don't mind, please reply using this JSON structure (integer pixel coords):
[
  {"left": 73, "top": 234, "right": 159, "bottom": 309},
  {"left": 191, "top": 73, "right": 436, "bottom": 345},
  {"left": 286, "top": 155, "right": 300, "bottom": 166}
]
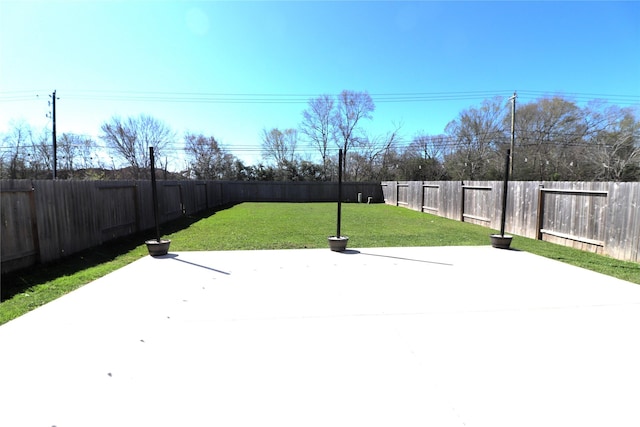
[
  {"left": 300, "top": 94, "right": 335, "bottom": 179},
  {"left": 58, "top": 133, "right": 79, "bottom": 178},
  {"left": 261, "top": 127, "right": 298, "bottom": 167},
  {"left": 408, "top": 133, "right": 450, "bottom": 162},
  {"left": 185, "top": 133, "right": 237, "bottom": 180},
  {"left": 79, "top": 136, "right": 98, "bottom": 172},
  {"left": 332, "top": 90, "right": 375, "bottom": 178},
  {"left": 1, "top": 120, "right": 34, "bottom": 179},
  {"left": 31, "top": 128, "right": 54, "bottom": 178},
  {"left": 513, "top": 97, "right": 586, "bottom": 180},
  {"left": 585, "top": 107, "right": 640, "bottom": 181},
  {"left": 55, "top": 133, "right": 99, "bottom": 179},
  {"left": 349, "top": 123, "right": 402, "bottom": 181},
  {"left": 3, "top": 124, "right": 25, "bottom": 179},
  {"left": 444, "top": 97, "right": 507, "bottom": 180},
  {"left": 397, "top": 133, "right": 450, "bottom": 180},
  {"left": 100, "top": 115, "right": 174, "bottom": 179}
]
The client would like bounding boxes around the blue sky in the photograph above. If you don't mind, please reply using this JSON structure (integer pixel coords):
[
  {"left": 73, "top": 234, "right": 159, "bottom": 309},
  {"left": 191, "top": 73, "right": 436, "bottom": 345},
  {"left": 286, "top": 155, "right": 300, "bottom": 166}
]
[{"left": 1, "top": 0, "right": 639, "bottom": 166}]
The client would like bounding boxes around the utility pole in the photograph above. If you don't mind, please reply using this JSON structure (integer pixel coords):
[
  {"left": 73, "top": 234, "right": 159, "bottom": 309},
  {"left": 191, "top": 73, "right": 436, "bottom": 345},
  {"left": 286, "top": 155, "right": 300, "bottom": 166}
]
[
  {"left": 509, "top": 91, "right": 517, "bottom": 178},
  {"left": 51, "top": 90, "right": 58, "bottom": 179}
]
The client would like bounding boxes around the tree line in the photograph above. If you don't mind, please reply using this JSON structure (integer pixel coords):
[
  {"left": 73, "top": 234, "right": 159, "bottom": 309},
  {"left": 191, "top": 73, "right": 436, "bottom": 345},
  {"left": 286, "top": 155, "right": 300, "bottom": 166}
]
[{"left": 1, "top": 91, "right": 638, "bottom": 181}]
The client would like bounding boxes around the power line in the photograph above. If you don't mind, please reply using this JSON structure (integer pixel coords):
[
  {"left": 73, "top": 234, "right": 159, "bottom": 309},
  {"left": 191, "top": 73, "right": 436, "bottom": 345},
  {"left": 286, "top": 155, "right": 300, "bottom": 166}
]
[
  {"left": 0, "top": 129, "right": 629, "bottom": 153},
  {"left": 2, "top": 89, "right": 638, "bottom": 105}
]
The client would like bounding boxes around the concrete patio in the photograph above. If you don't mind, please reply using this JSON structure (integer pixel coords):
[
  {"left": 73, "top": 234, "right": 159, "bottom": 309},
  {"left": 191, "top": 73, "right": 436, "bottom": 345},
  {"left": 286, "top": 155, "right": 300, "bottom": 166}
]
[{"left": 1, "top": 246, "right": 639, "bottom": 426}]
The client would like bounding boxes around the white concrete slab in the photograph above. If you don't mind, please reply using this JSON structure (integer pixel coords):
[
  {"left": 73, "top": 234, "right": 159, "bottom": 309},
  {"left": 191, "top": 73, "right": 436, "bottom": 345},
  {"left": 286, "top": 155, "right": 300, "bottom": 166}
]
[{"left": 1, "top": 246, "right": 639, "bottom": 427}]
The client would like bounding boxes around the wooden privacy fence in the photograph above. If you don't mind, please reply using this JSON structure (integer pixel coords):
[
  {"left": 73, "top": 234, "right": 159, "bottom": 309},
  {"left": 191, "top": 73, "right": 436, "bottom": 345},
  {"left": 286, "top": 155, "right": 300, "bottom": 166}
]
[
  {"left": 1, "top": 180, "right": 382, "bottom": 274},
  {"left": 382, "top": 180, "right": 640, "bottom": 264}
]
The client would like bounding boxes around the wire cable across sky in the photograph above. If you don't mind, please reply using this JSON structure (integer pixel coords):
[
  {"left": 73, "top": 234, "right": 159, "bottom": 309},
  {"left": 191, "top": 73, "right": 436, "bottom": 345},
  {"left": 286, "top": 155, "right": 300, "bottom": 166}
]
[{"left": 2, "top": 89, "right": 639, "bottom": 106}]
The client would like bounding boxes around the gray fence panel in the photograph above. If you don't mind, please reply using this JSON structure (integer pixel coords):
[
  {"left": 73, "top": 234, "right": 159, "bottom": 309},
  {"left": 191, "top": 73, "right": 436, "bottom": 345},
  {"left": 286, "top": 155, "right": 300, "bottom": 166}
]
[
  {"left": 381, "top": 180, "right": 640, "bottom": 263},
  {"left": 1, "top": 180, "right": 383, "bottom": 273}
]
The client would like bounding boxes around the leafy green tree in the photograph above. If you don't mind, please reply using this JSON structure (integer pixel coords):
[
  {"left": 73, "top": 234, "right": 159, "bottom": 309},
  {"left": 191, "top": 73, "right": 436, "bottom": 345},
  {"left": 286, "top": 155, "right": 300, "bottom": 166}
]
[
  {"left": 297, "top": 160, "right": 324, "bottom": 181},
  {"left": 250, "top": 163, "right": 277, "bottom": 181}
]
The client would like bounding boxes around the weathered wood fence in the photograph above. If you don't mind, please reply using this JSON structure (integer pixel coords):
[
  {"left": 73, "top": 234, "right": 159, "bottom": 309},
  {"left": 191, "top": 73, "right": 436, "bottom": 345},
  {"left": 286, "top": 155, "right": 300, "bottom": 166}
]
[
  {"left": 1, "top": 180, "right": 382, "bottom": 274},
  {"left": 382, "top": 181, "right": 640, "bottom": 264},
  {"left": 3, "top": 179, "right": 638, "bottom": 274}
]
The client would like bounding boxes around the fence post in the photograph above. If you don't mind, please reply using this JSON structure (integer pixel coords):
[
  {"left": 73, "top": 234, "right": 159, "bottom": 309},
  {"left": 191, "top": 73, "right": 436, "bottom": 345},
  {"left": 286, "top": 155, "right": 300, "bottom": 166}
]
[
  {"left": 536, "top": 184, "right": 545, "bottom": 240},
  {"left": 460, "top": 181, "right": 465, "bottom": 222}
]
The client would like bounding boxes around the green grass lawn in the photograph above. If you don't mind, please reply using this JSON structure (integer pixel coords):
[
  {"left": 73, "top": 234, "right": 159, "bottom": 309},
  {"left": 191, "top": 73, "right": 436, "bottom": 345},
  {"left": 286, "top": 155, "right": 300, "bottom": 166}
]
[
  {"left": 2, "top": 202, "right": 638, "bottom": 325},
  {"left": 165, "top": 202, "right": 505, "bottom": 250}
]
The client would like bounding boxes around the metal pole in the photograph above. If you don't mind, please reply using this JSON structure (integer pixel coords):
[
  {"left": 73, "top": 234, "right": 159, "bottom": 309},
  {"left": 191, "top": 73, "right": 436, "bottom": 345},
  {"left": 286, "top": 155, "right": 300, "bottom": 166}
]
[
  {"left": 337, "top": 149, "right": 342, "bottom": 238},
  {"left": 500, "top": 149, "right": 510, "bottom": 237},
  {"left": 509, "top": 91, "right": 516, "bottom": 178},
  {"left": 150, "top": 147, "right": 160, "bottom": 242},
  {"left": 52, "top": 90, "right": 57, "bottom": 180}
]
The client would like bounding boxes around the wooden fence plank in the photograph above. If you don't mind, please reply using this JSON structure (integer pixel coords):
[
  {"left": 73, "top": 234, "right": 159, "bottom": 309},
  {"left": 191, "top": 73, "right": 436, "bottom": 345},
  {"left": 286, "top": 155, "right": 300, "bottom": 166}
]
[
  {"left": 1, "top": 180, "right": 384, "bottom": 274},
  {"left": 421, "top": 184, "right": 439, "bottom": 213},
  {"left": 382, "top": 180, "right": 640, "bottom": 263},
  {"left": 2, "top": 179, "right": 638, "bottom": 273},
  {"left": 0, "top": 189, "right": 39, "bottom": 271}
]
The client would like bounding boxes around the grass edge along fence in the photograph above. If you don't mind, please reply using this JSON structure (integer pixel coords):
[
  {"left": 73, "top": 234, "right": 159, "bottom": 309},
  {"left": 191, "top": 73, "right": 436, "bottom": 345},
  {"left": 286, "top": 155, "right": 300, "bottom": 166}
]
[
  {"left": 382, "top": 180, "right": 640, "bottom": 264},
  {"left": 1, "top": 180, "right": 383, "bottom": 274}
]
